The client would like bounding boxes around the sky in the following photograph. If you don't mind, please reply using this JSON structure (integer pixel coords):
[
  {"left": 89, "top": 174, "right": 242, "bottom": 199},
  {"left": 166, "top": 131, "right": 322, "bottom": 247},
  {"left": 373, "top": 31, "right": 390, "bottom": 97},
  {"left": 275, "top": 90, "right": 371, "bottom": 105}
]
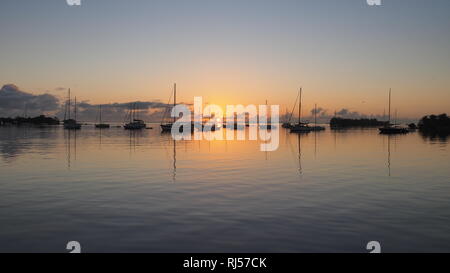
[{"left": 1, "top": 0, "right": 449, "bottom": 121}]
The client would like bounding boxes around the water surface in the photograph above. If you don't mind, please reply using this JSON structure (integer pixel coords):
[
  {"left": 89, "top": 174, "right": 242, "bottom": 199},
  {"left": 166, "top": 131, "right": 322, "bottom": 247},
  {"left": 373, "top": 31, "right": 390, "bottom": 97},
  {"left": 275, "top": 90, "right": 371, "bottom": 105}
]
[{"left": 0, "top": 125, "right": 449, "bottom": 252}]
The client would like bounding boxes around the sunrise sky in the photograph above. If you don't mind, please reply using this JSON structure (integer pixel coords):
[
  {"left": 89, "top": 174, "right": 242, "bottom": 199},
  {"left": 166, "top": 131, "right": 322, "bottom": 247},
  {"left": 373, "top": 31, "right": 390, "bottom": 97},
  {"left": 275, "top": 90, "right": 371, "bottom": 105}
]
[{"left": 1, "top": 0, "right": 449, "bottom": 119}]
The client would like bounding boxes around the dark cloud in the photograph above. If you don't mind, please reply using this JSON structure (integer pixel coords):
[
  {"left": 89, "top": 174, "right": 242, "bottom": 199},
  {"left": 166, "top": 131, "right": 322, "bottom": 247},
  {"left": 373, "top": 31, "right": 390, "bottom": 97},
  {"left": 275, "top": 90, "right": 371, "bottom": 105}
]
[
  {"left": 311, "top": 107, "right": 326, "bottom": 116},
  {"left": 335, "top": 108, "right": 372, "bottom": 119},
  {"left": 0, "top": 84, "right": 190, "bottom": 122},
  {"left": 0, "top": 84, "right": 59, "bottom": 117},
  {"left": 58, "top": 100, "right": 185, "bottom": 122}
]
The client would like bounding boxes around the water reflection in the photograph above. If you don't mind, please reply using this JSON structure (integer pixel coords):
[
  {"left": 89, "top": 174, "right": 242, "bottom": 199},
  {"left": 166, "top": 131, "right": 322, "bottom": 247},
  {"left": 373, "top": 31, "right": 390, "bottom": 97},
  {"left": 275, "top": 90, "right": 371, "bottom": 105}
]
[
  {"left": 387, "top": 135, "right": 391, "bottom": 177},
  {"left": 297, "top": 133, "right": 303, "bottom": 174},
  {"left": 0, "top": 127, "right": 58, "bottom": 162},
  {"left": 64, "top": 129, "right": 77, "bottom": 169},
  {"left": 1, "top": 126, "right": 450, "bottom": 252},
  {"left": 173, "top": 137, "right": 177, "bottom": 182},
  {"left": 420, "top": 130, "right": 450, "bottom": 143}
]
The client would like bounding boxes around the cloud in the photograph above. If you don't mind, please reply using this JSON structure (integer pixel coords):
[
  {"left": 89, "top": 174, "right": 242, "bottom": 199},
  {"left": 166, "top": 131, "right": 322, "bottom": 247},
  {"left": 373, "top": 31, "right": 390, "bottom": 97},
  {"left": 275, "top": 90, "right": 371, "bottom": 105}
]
[
  {"left": 335, "top": 108, "right": 373, "bottom": 119},
  {"left": 0, "top": 84, "right": 60, "bottom": 117},
  {"left": 310, "top": 107, "right": 326, "bottom": 116},
  {"left": 57, "top": 100, "right": 184, "bottom": 122},
  {"left": 0, "top": 84, "right": 190, "bottom": 121}
]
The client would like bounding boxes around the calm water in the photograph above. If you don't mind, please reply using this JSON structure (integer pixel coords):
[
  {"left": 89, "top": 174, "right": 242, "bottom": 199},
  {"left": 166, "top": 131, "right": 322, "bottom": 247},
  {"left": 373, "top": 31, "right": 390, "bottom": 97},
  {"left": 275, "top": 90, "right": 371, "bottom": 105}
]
[{"left": 0, "top": 125, "right": 449, "bottom": 253}]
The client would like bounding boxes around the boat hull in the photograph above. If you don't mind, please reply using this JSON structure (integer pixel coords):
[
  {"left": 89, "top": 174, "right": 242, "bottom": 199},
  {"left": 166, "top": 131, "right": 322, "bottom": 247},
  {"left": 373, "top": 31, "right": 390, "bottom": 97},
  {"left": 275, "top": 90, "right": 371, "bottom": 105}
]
[
  {"left": 124, "top": 124, "right": 145, "bottom": 130},
  {"left": 282, "top": 123, "right": 293, "bottom": 129},
  {"left": 124, "top": 120, "right": 146, "bottom": 130},
  {"left": 290, "top": 124, "right": 312, "bottom": 133},
  {"left": 160, "top": 123, "right": 195, "bottom": 133},
  {"left": 379, "top": 127, "right": 409, "bottom": 134},
  {"left": 310, "top": 126, "right": 326, "bottom": 131},
  {"left": 64, "top": 123, "right": 81, "bottom": 130}
]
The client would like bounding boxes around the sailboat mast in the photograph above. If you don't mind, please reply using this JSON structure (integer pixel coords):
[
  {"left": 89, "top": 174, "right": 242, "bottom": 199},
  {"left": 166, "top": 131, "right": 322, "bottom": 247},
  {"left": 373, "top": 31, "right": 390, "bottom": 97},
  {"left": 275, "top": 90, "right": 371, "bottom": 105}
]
[
  {"left": 395, "top": 109, "right": 397, "bottom": 126},
  {"left": 173, "top": 83, "right": 177, "bottom": 124},
  {"left": 99, "top": 105, "right": 102, "bottom": 124},
  {"left": 129, "top": 104, "right": 132, "bottom": 123},
  {"left": 298, "top": 87, "right": 302, "bottom": 124},
  {"left": 68, "top": 89, "right": 71, "bottom": 120},
  {"left": 74, "top": 96, "right": 77, "bottom": 121},
  {"left": 136, "top": 103, "right": 138, "bottom": 120},
  {"left": 315, "top": 103, "right": 317, "bottom": 126},
  {"left": 388, "top": 88, "right": 391, "bottom": 125}
]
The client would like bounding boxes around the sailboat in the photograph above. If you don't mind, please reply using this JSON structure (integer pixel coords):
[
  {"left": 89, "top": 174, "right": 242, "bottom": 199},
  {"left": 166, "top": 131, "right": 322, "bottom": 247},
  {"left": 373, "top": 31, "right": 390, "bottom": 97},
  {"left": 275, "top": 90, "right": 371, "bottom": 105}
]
[
  {"left": 282, "top": 91, "right": 299, "bottom": 129},
  {"left": 259, "top": 99, "right": 275, "bottom": 129},
  {"left": 310, "top": 103, "right": 325, "bottom": 131},
  {"left": 161, "top": 83, "right": 194, "bottom": 133},
  {"left": 95, "top": 105, "right": 110, "bottom": 128},
  {"left": 223, "top": 113, "right": 244, "bottom": 130},
  {"left": 124, "top": 103, "right": 146, "bottom": 130},
  {"left": 290, "top": 88, "right": 312, "bottom": 133},
  {"left": 161, "top": 83, "right": 177, "bottom": 132},
  {"left": 64, "top": 90, "right": 82, "bottom": 130},
  {"left": 379, "top": 89, "right": 408, "bottom": 134},
  {"left": 63, "top": 89, "right": 75, "bottom": 126}
]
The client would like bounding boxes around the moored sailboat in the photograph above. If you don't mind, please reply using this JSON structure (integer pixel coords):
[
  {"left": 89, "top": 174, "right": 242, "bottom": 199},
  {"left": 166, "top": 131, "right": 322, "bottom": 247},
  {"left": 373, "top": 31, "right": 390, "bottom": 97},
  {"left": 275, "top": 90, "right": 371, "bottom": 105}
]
[
  {"left": 64, "top": 90, "right": 82, "bottom": 130},
  {"left": 379, "top": 89, "right": 408, "bottom": 134},
  {"left": 282, "top": 91, "right": 300, "bottom": 129},
  {"left": 95, "top": 105, "right": 110, "bottom": 128},
  {"left": 310, "top": 103, "right": 325, "bottom": 131},
  {"left": 260, "top": 100, "right": 276, "bottom": 130},
  {"left": 124, "top": 103, "right": 146, "bottom": 130},
  {"left": 290, "top": 87, "right": 312, "bottom": 133},
  {"left": 160, "top": 83, "right": 194, "bottom": 133}
]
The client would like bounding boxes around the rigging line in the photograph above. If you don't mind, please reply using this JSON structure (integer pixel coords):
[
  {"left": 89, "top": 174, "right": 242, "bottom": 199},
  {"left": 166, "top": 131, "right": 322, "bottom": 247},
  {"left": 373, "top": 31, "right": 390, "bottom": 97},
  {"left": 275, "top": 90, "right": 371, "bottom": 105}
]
[
  {"left": 288, "top": 91, "right": 300, "bottom": 123},
  {"left": 161, "top": 91, "right": 174, "bottom": 125}
]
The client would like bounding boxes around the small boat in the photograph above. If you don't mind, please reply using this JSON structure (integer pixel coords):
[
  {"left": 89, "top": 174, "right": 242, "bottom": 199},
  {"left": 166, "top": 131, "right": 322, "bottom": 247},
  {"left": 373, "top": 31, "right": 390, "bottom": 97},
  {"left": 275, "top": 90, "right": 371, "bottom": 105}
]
[
  {"left": 290, "top": 88, "right": 312, "bottom": 133},
  {"left": 160, "top": 84, "right": 194, "bottom": 133},
  {"left": 95, "top": 105, "right": 110, "bottom": 128},
  {"left": 222, "top": 123, "right": 244, "bottom": 130},
  {"left": 310, "top": 103, "right": 325, "bottom": 131},
  {"left": 259, "top": 100, "right": 276, "bottom": 129},
  {"left": 379, "top": 89, "right": 409, "bottom": 134},
  {"left": 64, "top": 120, "right": 81, "bottom": 130},
  {"left": 283, "top": 93, "right": 300, "bottom": 129},
  {"left": 161, "top": 83, "right": 176, "bottom": 132},
  {"left": 290, "top": 122, "right": 312, "bottom": 133},
  {"left": 124, "top": 119, "right": 146, "bottom": 130},
  {"left": 124, "top": 103, "right": 146, "bottom": 130},
  {"left": 282, "top": 123, "right": 293, "bottom": 129},
  {"left": 379, "top": 126, "right": 408, "bottom": 134},
  {"left": 63, "top": 90, "right": 82, "bottom": 130}
]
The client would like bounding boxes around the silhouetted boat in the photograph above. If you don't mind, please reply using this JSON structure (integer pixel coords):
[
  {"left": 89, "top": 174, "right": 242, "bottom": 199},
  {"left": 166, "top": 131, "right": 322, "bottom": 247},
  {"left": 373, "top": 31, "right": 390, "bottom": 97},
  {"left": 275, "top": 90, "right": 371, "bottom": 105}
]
[
  {"left": 282, "top": 123, "right": 294, "bottom": 129},
  {"left": 379, "top": 89, "right": 408, "bottom": 134},
  {"left": 222, "top": 113, "right": 244, "bottom": 130},
  {"left": 95, "top": 105, "right": 110, "bottom": 128},
  {"left": 160, "top": 83, "right": 194, "bottom": 133},
  {"left": 222, "top": 122, "right": 244, "bottom": 130},
  {"left": 124, "top": 103, "right": 146, "bottom": 130},
  {"left": 291, "top": 88, "right": 312, "bottom": 133},
  {"left": 282, "top": 92, "right": 300, "bottom": 129},
  {"left": 310, "top": 103, "right": 325, "bottom": 131},
  {"left": 64, "top": 90, "right": 81, "bottom": 130},
  {"left": 260, "top": 100, "right": 275, "bottom": 129}
]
